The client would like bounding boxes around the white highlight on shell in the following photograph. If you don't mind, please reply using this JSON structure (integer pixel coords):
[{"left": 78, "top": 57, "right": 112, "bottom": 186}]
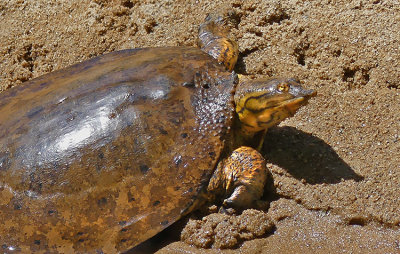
[{"left": 56, "top": 124, "right": 94, "bottom": 151}]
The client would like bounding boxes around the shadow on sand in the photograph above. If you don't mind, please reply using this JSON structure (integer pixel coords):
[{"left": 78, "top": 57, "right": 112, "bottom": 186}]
[
  {"left": 262, "top": 126, "right": 364, "bottom": 185},
  {"left": 128, "top": 126, "right": 364, "bottom": 253}
]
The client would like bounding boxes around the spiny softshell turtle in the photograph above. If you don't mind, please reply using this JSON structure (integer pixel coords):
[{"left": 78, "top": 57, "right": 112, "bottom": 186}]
[{"left": 0, "top": 13, "right": 315, "bottom": 253}]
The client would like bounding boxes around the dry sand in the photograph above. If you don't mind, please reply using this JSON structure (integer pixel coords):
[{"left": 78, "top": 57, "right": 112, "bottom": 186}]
[{"left": 1, "top": 0, "right": 399, "bottom": 253}]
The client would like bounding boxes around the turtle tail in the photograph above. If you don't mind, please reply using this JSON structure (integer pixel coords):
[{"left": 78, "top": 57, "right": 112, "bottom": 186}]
[{"left": 198, "top": 13, "right": 239, "bottom": 71}]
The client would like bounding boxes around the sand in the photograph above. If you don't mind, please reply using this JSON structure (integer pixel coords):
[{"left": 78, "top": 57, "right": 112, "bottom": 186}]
[{"left": 0, "top": 0, "right": 399, "bottom": 253}]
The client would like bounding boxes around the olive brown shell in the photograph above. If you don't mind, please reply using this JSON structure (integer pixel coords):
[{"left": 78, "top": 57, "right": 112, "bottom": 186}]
[{"left": 0, "top": 47, "right": 237, "bottom": 252}]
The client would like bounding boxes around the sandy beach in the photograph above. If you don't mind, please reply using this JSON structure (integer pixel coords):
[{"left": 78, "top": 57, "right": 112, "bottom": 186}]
[{"left": 1, "top": 1, "right": 399, "bottom": 253}]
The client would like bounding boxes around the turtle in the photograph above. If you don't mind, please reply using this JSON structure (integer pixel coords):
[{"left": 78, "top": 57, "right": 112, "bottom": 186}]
[{"left": 0, "top": 12, "right": 316, "bottom": 253}]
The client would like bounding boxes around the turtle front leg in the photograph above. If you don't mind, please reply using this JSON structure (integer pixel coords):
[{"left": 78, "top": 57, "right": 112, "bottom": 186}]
[
  {"left": 207, "top": 146, "right": 267, "bottom": 209},
  {"left": 198, "top": 12, "right": 239, "bottom": 71}
]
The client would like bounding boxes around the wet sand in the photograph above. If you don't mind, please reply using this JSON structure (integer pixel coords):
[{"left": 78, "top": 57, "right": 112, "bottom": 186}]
[{"left": 1, "top": 1, "right": 399, "bottom": 253}]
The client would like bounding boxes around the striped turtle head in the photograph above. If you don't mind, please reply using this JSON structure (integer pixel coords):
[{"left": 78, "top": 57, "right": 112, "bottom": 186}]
[{"left": 234, "top": 77, "right": 316, "bottom": 133}]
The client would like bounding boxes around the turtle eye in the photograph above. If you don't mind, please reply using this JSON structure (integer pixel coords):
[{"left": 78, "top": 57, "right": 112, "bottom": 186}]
[{"left": 277, "top": 83, "right": 289, "bottom": 92}]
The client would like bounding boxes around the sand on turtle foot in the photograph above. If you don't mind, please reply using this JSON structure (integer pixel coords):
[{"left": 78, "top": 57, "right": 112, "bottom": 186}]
[{"left": 1, "top": 0, "right": 399, "bottom": 253}]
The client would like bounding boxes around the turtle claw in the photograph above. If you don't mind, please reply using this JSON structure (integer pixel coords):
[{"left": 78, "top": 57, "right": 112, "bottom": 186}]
[
  {"left": 207, "top": 146, "right": 267, "bottom": 210},
  {"left": 218, "top": 206, "right": 236, "bottom": 215},
  {"left": 223, "top": 185, "right": 255, "bottom": 209},
  {"left": 198, "top": 11, "right": 239, "bottom": 71}
]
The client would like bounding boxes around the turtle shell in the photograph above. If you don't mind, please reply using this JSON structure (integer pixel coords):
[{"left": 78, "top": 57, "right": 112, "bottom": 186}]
[{"left": 0, "top": 47, "right": 237, "bottom": 252}]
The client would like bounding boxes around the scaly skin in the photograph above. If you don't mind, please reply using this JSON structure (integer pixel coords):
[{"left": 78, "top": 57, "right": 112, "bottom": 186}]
[
  {"left": 199, "top": 14, "right": 316, "bottom": 209},
  {"left": 0, "top": 11, "right": 315, "bottom": 252},
  {"left": 198, "top": 13, "right": 239, "bottom": 71},
  {"left": 207, "top": 146, "right": 267, "bottom": 208},
  {"left": 205, "top": 77, "right": 316, "bottom": 208}
]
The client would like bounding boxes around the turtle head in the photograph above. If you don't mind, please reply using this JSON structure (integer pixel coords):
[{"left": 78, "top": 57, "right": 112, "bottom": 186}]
[{"left": 234, "top": 77, "right": 316, "bottom": 133}]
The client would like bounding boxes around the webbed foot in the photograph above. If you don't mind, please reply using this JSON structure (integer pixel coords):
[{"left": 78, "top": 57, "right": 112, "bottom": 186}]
[
  {"left": 208, "top": 146, "right": 267, "bottom": 209},
  {"left": 198, "top": 11, "right": 238, "bottom": 71}
]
